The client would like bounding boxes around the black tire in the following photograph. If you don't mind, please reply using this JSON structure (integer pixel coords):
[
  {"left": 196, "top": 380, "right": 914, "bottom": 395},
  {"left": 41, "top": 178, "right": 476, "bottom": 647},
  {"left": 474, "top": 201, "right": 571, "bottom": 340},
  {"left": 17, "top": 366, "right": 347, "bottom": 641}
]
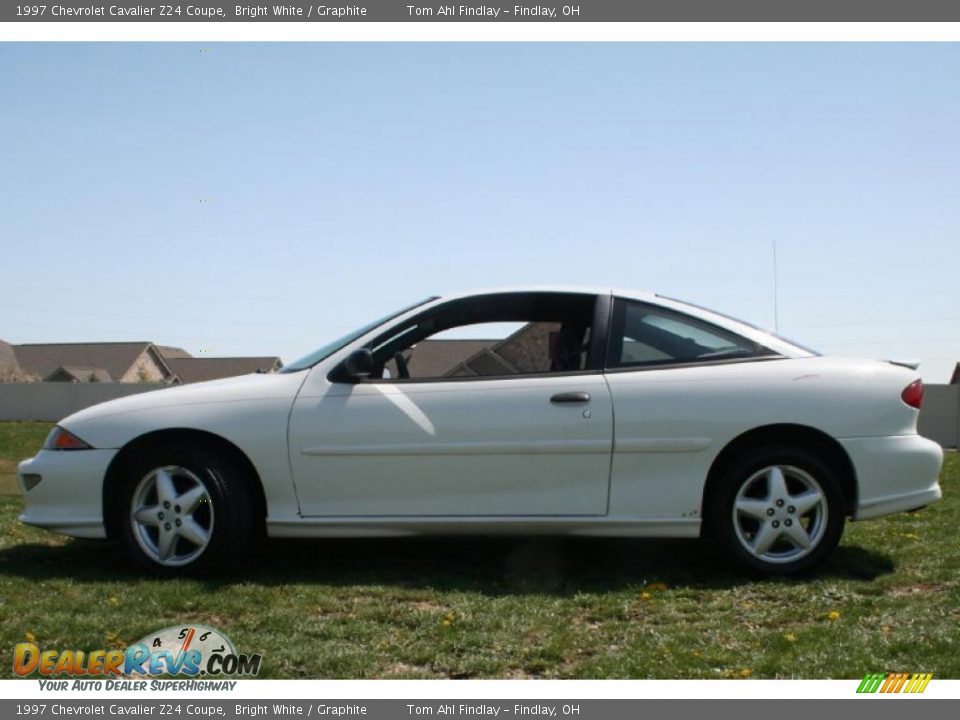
[
  {"left": 115, "top": 443, "right": 257, "bottom": 576},
  {"left": 707, "top": 445, "right": 845, "bottom": 576}
]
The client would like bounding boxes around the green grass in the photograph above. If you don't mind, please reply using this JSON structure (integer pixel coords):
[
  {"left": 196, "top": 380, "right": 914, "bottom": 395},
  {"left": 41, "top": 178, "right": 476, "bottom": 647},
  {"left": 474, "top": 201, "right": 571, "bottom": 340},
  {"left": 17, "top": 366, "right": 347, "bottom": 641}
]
[
  {"left": 0, "top": 422, "right": 52, "bottom": 495},
  {"left": 0, "top": 422, "right": 956, "bottom": 679}
]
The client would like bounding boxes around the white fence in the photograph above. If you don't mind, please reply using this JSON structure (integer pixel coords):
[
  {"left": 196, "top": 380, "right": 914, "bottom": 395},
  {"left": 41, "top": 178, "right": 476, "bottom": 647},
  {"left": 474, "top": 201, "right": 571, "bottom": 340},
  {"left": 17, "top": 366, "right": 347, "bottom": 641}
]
[
  {"left": 918, "top": 384, "right": 960, "bottom": 450},
  {"left": 0, "top": 383, "right": 168, "bottom": 422},
  {"left": 0, "top": 382, "right": 958, "bottom": 449}
]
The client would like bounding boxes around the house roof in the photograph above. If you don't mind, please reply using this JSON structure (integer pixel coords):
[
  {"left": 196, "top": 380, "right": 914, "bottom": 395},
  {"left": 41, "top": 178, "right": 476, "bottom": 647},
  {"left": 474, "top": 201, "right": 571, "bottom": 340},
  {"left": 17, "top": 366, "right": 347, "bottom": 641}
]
[
  {"left": 156, "top": 346, "right": 193, "bottom": 359},
  {"left": 951, "top": 363, "right": 960, "bottom": 384},
  {"left": 165, "top": 357, "right": 282, "bottom": 384},
  {"left": 0, "top": 339, "right": 19, "bottom": 373},
  {"left": 46, "top": 366, "right": 114, "bottom": 383},
  {"left": 404, "top": 339, "right": 497, "bottom": 378},
  {"left": 13, "top": 342, "right": 161, "bottom": 382}
]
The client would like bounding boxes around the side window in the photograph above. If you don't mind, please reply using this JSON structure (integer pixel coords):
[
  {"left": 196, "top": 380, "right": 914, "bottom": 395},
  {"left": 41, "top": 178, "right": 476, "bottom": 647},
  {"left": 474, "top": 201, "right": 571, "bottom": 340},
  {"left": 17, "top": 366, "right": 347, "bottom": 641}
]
[
  {"left": 365, "top": 293, "right": 596, "bottom": 381},
  {"left": 385, "top": 321, "right": 570, "bottom": 379},
  {"left": 608, "top": 300, "right": 772, "bottom": 368}
]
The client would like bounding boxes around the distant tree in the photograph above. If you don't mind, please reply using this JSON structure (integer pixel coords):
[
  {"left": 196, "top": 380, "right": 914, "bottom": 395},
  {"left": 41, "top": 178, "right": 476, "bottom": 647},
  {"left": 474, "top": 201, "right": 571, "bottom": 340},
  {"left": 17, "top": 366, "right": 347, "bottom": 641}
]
[{"left": 0, "top": 368, "right": 40, "bottom": 383}]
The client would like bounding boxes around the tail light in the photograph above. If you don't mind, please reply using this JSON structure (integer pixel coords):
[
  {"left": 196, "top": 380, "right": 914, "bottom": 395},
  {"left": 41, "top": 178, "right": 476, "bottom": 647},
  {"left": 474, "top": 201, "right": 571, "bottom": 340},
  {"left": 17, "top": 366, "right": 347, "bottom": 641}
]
[{"left": 901, "top": 379, "right": 923, "bottom": 409}]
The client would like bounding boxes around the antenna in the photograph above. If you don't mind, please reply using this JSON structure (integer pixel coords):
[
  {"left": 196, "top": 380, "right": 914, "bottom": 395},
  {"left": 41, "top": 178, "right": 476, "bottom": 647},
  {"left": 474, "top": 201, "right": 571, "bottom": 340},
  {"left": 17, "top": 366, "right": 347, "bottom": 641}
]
[{"left": 772, "top": 239, "right": 780, "bottom": 333}]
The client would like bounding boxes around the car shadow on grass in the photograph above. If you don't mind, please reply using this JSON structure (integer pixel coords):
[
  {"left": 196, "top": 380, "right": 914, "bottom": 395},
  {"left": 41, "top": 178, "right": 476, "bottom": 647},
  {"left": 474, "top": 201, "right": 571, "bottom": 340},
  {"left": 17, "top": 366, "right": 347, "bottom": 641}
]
[{"left": 0, "top": 535, "right": 895, "bottom": 593}]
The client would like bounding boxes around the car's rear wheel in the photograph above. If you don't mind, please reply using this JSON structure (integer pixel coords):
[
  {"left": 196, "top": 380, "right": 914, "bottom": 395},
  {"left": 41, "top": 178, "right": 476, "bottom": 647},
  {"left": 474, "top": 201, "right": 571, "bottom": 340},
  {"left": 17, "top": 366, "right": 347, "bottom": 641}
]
[
  {"left": 116, "top": 444, "right": 255, "bottom": 575},
  {"left": 709, "top": 446, "right": 845, "bottom": 575}
]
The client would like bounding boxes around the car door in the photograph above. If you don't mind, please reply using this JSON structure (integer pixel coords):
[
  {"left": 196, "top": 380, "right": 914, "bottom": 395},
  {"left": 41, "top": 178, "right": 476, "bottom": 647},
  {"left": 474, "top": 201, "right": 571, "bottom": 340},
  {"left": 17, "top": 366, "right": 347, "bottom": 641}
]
[
  {"left": 602, "top": 297, "right": 780, "bottom": 521},
  {"left": 287, "top": 293, "right": 614, "bottom": 517}
]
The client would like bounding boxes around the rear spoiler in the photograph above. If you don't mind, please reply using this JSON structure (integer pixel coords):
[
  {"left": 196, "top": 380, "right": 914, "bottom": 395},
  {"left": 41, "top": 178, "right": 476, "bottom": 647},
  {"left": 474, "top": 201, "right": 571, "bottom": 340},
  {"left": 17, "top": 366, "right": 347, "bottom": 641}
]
[{"left": 887, "top": 359, "right": 920, "bottom": 370}]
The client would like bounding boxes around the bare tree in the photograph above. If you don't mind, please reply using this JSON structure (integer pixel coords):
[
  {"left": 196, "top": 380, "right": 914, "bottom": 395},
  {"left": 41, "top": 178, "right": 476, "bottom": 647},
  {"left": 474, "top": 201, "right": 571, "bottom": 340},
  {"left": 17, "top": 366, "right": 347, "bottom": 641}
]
[{"left": 0, "top": 368, "right": 40, "bottom": 383}]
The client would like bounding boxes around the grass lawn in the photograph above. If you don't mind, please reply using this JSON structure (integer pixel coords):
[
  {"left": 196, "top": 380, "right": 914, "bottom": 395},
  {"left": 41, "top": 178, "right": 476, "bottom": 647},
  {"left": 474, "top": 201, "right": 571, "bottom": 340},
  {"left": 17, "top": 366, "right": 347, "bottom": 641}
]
[
  {"left": 0, "top": 422, "right": 52, "bottom": 495},
  {"left": 0, "top": 421, "right": 956, "bottom": 679}
]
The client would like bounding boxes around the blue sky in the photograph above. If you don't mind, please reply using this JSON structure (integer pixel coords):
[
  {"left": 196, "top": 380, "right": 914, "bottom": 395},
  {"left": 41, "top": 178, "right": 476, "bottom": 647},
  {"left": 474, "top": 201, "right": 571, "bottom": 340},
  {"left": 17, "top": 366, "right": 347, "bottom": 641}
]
[{"left": 1, "top": 43, "right": 958, "bottom": 380}]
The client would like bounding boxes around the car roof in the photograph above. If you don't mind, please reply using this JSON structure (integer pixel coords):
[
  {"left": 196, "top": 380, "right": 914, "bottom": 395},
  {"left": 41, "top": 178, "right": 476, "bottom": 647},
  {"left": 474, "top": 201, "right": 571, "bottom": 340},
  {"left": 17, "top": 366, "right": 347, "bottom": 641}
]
[
  {"left": 437, "top": 285, "right": 656, "bottom": 302},
  {"left": 431, "top": 285, "right": 814, "bottom": 359}
]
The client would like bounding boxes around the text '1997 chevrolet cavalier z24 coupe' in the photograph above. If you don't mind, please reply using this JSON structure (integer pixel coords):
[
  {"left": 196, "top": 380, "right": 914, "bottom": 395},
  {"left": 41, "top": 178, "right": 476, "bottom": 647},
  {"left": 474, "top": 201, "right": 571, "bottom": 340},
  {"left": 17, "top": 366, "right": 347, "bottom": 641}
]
[{"left": 18, "top": 287, "right": 943, "bottom": 575}]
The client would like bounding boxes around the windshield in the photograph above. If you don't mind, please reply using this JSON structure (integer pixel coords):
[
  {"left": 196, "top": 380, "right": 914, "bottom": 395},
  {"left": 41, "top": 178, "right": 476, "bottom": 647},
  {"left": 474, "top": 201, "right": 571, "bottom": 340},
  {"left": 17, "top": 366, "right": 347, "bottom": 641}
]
[{"left": 280, "top": 297, "right": 437, "bottom": 373}]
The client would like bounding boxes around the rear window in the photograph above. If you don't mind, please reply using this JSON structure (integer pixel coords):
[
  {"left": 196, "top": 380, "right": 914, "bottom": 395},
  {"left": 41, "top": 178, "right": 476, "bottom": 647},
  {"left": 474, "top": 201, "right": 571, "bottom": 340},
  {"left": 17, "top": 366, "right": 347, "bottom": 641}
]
[{"left": 609, "top": 300, "right": 775, "bottom": 368}]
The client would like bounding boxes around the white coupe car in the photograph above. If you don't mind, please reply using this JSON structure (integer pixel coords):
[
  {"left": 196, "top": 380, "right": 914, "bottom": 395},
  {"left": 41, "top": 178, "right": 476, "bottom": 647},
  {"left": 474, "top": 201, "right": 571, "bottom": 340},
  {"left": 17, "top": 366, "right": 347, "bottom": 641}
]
[{"left": 17, "top": 287, "right": 943, "bottom": 575}]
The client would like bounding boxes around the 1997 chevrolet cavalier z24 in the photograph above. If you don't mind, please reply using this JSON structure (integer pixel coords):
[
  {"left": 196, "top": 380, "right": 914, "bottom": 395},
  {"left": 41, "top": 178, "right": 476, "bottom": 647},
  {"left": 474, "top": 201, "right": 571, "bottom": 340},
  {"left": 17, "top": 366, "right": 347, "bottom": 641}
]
[{"left": 18, "top": 287, "right": 943, "bottom": 575}]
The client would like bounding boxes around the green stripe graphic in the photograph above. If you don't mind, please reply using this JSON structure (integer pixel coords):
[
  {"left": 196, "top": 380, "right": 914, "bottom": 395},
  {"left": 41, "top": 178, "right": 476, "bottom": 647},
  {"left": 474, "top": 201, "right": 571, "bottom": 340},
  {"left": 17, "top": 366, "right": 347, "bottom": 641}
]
[{"left": 857, "top": 673, "right": 885, "bottom": 693}]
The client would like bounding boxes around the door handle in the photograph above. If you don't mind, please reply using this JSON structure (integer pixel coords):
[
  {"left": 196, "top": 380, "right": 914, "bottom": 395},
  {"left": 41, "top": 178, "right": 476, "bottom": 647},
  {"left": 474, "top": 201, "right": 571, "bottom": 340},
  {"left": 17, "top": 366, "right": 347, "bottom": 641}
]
[{"left": 550, "top": 391, "right": 590, "bottom": 404}]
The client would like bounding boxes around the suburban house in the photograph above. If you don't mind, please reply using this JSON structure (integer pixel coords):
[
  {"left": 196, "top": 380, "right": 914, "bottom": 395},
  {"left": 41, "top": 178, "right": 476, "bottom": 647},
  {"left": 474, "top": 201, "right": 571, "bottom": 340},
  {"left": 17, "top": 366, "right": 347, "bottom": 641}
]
[
  {"left": 11, "top": 342, "right": 177, "bottom": 384},
  {"left": 396, "top": 339, "right": 497, "bottom": 378},
  {"left": 161, "top": 356, "right": 284, "bottom": 384},
  {"left": 0, "top": 339, "right": 283, "bottom": 384},
  {"left": 0, "top": 339, "right": 23, "bottom": 380}
]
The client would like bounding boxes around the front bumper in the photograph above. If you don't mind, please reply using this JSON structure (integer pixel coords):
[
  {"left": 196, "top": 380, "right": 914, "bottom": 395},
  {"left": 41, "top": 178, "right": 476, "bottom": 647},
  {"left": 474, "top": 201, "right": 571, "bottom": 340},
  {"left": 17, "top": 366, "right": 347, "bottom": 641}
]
[
  {"left": 838, "top": 434, "right": 944, "bottom": 521},
  {"left": 17, "top": 449, "right": 117, "bottom": 539}
]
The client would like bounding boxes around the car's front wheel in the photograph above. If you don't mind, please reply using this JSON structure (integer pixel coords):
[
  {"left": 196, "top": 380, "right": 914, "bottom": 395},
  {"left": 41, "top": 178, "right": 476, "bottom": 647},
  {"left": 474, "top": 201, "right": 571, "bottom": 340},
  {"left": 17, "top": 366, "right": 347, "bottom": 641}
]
[
  {"left": 709, "top": 446, "right": 845, "bottom": 575},
  {"left": 116, "top": 444, "right": 256, "bottom": 575}
]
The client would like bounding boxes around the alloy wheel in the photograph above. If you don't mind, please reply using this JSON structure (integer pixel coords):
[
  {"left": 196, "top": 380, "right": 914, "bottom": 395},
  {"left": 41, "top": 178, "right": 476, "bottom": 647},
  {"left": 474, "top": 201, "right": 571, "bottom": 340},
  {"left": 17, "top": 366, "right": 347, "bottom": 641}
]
[
  {"left": 731, "top": 464, "right": 828, "bottom": 564},
  {"left": 129, "top": 466, "right": 214, "bottom": 567}
]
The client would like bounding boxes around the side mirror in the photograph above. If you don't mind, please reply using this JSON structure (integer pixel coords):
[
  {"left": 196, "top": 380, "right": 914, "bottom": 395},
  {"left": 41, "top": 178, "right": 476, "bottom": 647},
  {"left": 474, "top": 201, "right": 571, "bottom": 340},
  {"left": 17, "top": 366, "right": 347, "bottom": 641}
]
[{"left": 335, "top": 348, "right": 374, "bottom": 383}]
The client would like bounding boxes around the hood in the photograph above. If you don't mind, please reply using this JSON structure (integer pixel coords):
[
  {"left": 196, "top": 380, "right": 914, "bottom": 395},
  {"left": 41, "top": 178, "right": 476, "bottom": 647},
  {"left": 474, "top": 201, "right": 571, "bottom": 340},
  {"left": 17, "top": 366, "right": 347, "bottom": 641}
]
[{"left": 61, "top": 371, "right": 307, "bottom": 427}]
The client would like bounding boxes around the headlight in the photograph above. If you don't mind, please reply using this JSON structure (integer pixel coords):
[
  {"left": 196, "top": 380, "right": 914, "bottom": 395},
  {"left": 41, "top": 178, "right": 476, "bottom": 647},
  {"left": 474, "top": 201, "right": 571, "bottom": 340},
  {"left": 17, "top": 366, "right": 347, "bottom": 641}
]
[{"left": 43, "top": 426, "right": 93, "bottom": 451}]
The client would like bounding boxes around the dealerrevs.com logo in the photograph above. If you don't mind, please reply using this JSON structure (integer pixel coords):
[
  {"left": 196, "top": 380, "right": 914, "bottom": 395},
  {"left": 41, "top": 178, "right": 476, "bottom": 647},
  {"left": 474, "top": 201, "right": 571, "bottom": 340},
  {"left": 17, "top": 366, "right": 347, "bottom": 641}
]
[
  {"left": 857, "top": 672, "right": 933, "bottom": 694},
  {"left": 14, "top": 625, "right": 262, "bottom": 682}
]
